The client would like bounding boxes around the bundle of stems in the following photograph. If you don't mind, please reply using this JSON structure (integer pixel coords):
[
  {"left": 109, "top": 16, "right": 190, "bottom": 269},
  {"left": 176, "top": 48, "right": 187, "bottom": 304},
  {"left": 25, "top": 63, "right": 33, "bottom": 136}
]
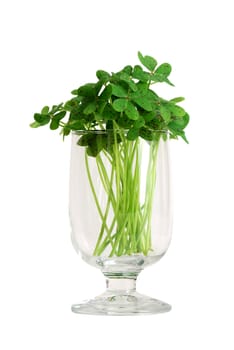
[{"left": 85, "top": 127, "right": 159, "bottom": 257}]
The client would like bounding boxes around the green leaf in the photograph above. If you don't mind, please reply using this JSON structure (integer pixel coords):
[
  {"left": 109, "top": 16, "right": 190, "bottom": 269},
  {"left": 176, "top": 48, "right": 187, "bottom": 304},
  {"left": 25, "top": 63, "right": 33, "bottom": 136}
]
[
  {"left": 151, "top": 73, "right": 164, "bottom": 83},
  {"left": 138, "top": 51, "right": 157, "bottom": 71},
  {"left": 142, "top": 111, "right": 156, "bottom": 122},
  {"left": 169, "top": 113, "right": 190, "bottom": 130},
  {"left": 51, "top": 103, "right": 63, "bottom": 113},
  {"left": 64, "top": 98, "right": 80, "bottom": 112},
  {"left": 66, "top": 121, "right": 84, "bottom": 130},
  {"left": 135, "top": 81, "right": 148, "bottom": 91},
  {"left": 133, "top": 116, "right": 145, "bottom": 128},
  {"left": 112, "top": 98, "right": 128, "bottom": 112},
  {"left": 125, "top": 101, "right": 139, "bottom": 120},
  {"left": 119, "top": 72, "right": 129, "bottom": 80},
  {"left": 102, "top": 104, "right": 118, "bottom": 120},
  {"left": 160, "top": 105, "right": 171, "bottom": 122},
  {"left": 155, "top": 63, "right": 172, "bottom": 77},
  {"left": 30, "top": 121, "right": 41, "bottom": 128},
  {"left": 34, "top": 113, "right": 50, "bottom": 125},
  {"left": 133, "top": 96, "right": 153, "bottom": 111},
  {"left": 111, "top": 84, "right": 128, "bottom": 97},
  {"left": 96, "top": 70, "right": 110, "bottom": 82},
  {"left": 99, "top": 85, "right": 112, "bottom": 100},
  {"left": 77, "top": 133, "right": 95, "bottom": 146},
  {"left": 139, "top": 127, "right": 153, "bottom": 141},
  {"left": 83, "top": 102, "right": 96, "bottom": 115},
  {"left": 71, "top": 89, "right": 79, "bottom": 95},
  {"left": 94, "top": 80, "right": 103, "bottom": 95},
  {"left": 86, "top": 134, "right": 109, "bottom": 157},
  {"left": 50, "top": 119, "right": 59, "bottom": 130},
  {"left": 126, "top": 80, "right": 137, "bottom": 92},
  {"left": 134, "top": 83, "right": 158, "bottom": 102},
  {"left": 170, "top": 97, "right": 185, "bottom": 103},
  {"left": 78, "top": 83, "right": 96, "bottom": 97},
  {"left": 41, "top": 106, "right": 49, "bottom": 115},
  {"left": 169, "top": 127, "right": 189, "bottom": 143},
  {"left": 165, "top": 78, "right": 175, "bottom": 87},
  {"left": 53, "top": 111, "right": 66, "bottom": 121},
  {"left": 130, "top": 88, "right": 156, "bottom": 112},
  {"left": 122, "top": 65, "right": 133, "bottom": 75},
  {"left": 96, "top": 100, "right": 106, "bottom": 115},
  {"left": 182, "top": 113, "right": 190, "bottom": 129},
  {"left": 127, "top": 128, "right": 139, "bottom": 140},
  {"left": 151, "top": 63, "right": 174, "bottom": 86},
  {"left": 168, "top": 104, "right": 186, "bottom": 117},
  {"left": 119, "top": 73, "right": 137, "bottom": 91},
  {"left": 86, "top": 145, "right": 98, "bottom": 157},
  {"left": 69, "top": 110, "right": 81, "bottom": 121},
  {"left": 178, "top": 130, "right": 189, "bottom": 143},
  {"left": 132, "top": 65, "right": 150, "bottom": 82},
  {"left": 62, "top": 126, "right": 71, "bottom": 137},
  {"left": 117, "top": 114, "right": 133, "bottom": 128},
  {"left": 147, "top": 118, "right": 160, "bottom": 130}
]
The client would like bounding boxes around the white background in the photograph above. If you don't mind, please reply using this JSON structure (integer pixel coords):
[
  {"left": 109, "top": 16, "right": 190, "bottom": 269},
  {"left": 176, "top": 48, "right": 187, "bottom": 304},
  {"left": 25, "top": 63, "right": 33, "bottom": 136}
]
[{"left": 0, "top": 0, "right": 233, "bottom": 349}]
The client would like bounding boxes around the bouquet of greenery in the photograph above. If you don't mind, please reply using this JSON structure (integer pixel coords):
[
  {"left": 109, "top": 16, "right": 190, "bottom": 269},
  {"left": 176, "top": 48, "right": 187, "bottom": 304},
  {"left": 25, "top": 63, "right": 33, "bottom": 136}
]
[{"left": 31, "top": 52, "right": 189, "bottom": 257}]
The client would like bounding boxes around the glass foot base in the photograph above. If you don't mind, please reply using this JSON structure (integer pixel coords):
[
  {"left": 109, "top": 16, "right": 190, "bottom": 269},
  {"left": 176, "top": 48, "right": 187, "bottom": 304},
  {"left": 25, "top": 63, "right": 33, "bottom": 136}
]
[{"left": 72, "top": 291, "right": 171, "bottom": 316}]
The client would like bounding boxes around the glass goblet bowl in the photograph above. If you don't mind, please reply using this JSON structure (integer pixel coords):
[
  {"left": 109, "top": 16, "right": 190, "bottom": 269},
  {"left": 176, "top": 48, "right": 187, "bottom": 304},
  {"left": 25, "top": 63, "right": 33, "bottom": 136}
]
[{"left": 69, "top": 130, "right": 172, "bottom": 315}]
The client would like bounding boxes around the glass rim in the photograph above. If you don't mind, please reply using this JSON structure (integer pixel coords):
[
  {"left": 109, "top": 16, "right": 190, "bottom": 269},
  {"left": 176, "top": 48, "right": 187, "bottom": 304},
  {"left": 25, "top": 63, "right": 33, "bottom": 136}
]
[{"left": 72, "top": 129, "right": 168, "bottom": 135}]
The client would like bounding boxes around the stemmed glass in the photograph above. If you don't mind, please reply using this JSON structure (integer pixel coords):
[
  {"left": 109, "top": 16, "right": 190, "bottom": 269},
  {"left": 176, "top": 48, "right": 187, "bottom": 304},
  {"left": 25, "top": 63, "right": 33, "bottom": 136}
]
[{"left": 69, "top": 130, "right": 172, "bottom": 315}]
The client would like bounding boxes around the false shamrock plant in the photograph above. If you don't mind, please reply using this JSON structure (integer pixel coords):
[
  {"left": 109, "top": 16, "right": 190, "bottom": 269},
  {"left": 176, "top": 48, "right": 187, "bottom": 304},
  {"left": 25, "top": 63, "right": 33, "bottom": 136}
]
[{"left": 31, "top": 52, "right": 189, "bottom": 257}]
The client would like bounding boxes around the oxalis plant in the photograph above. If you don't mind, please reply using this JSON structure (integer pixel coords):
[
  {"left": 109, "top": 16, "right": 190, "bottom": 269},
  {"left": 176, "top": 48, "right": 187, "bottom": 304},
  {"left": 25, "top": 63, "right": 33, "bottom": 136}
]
[{"left": 30, "top": 52, "right": 189, "bottom": 257}]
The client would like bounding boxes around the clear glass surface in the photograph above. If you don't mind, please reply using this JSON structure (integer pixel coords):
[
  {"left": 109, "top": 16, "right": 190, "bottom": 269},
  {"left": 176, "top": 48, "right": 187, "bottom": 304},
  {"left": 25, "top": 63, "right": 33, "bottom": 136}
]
[{"left": 69, "top": 130, "right": 172, "bottom": 315}]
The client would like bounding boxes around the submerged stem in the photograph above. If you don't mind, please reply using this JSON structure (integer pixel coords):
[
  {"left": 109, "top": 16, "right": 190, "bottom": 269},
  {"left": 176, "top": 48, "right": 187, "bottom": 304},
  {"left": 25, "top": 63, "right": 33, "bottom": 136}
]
[{"left": 85, "top": 130, "right": 161, "bottom": 257}]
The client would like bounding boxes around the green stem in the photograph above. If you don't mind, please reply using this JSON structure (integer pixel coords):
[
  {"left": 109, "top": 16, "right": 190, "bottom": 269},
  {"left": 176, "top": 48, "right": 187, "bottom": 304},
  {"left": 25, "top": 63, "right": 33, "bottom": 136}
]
[
  {"left": 138, "top": 140, "right": 159, "bottom": 253},
  {"left": 93, "top": 155, "right": 115, "bottom": 255},
  {"left": 86, "top": 128, "right": 161, "bottom": 257}
]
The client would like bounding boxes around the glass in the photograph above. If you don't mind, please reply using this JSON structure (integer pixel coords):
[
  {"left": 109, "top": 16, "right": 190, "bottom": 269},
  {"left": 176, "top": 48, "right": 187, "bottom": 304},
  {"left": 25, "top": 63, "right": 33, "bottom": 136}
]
[{"left": 69, "top": 130, "right": 172, "bottom": 315}]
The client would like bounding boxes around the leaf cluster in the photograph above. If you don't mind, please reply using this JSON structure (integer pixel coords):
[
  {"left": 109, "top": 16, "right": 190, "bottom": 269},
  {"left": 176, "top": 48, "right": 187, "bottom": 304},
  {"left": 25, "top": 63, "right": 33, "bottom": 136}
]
[{"left": 30, "top": 52, "right": 189, "bottom": 155}]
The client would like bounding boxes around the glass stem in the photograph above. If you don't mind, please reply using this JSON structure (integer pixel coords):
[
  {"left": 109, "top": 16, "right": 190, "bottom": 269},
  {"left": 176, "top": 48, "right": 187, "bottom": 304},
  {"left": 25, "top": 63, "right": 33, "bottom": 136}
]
[{"left": 104, "top": 274, "right": 137, "bottom": 293}]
